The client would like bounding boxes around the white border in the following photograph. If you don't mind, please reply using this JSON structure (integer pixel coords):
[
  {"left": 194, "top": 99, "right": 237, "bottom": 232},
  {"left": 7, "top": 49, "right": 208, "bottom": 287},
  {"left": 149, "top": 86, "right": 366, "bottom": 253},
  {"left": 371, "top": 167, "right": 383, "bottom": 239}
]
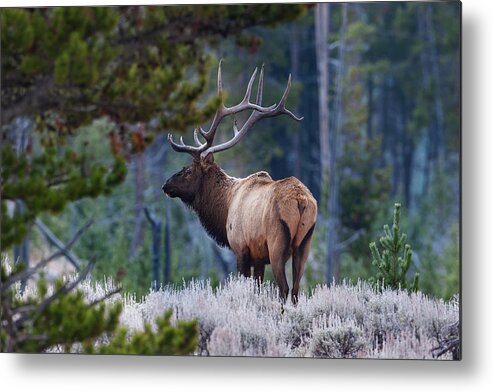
[{"left": 2, "top": 1, "right": 492, "bottom": 391}]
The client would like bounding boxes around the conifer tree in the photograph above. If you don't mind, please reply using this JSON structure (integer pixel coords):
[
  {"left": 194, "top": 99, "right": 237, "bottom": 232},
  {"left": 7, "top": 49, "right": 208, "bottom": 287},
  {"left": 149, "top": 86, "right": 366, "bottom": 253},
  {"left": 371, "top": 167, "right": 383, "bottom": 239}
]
[
  {"left": 369, "top": 203, "right": 419, "bottom": 292},
  {"left": 1, "top": 258, "right": 198, "bottom": 354},
  {"left": 0, "top": 5, "right": 306, "bottom": 251}
]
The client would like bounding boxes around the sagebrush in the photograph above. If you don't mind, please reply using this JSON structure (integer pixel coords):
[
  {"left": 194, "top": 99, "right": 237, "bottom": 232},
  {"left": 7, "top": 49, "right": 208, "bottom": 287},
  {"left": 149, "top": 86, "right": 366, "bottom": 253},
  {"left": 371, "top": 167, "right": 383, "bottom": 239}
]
[{"left": 80, "top": 275, "right": 458, "bottom": 359}]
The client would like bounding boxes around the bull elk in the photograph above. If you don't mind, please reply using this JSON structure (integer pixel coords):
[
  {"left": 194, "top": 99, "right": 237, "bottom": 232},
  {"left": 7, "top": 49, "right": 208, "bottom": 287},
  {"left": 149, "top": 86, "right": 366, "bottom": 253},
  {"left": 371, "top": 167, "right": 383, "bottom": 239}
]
[{"left": 162, "top": 62, "right": 317, "bottom": 304}]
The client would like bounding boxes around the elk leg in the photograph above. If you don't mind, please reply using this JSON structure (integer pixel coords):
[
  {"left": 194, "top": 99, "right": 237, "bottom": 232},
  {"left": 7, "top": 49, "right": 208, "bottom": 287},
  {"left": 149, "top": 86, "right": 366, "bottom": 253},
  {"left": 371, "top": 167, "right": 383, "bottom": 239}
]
[
  {"left": 269, "top": 242, "right": 290, "bottom": 303},
  {"left": 253, "top": 262, "right": 265, "bottom": 291},
  {"left": 291, "top": 236, "right": 312, "bottom": 304},
  {"left": 291, "top": 226, "right": 314, "bottom": 304},
  {"left": 237, "top": 249, "right": 252, "bottom": 278}
]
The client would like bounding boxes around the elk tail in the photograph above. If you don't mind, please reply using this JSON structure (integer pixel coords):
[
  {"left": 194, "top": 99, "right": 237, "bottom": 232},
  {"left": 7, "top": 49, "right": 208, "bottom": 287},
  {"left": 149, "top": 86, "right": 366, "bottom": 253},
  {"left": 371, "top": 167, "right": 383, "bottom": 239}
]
[{"left": 294, "top": 196, "right": 316, "bottom": 248}]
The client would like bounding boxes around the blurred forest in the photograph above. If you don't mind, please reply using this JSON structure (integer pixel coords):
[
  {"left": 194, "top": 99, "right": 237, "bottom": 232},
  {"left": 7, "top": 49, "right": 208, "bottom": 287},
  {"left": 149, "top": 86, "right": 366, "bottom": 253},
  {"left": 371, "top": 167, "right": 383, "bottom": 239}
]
[{"left": 1, "top": 2, "right": 460, "bottom": 300}]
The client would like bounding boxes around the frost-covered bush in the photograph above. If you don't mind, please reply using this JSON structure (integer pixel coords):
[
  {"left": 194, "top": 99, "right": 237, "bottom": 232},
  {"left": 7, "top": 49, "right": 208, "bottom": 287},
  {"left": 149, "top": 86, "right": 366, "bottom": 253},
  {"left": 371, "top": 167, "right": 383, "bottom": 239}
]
[
  {"left": 309, "top": 315, "right": 365, "bottom": 358},
  {"left": 75, "top": 275, "right": 458, "bottom": 359}
]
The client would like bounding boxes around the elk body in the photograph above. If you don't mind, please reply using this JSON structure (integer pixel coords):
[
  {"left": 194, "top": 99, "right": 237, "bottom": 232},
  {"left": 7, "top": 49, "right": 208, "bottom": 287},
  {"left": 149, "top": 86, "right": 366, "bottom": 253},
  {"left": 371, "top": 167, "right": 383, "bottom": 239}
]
[{"left": 162, "top": 62, "right": 317, "bottom": 304}]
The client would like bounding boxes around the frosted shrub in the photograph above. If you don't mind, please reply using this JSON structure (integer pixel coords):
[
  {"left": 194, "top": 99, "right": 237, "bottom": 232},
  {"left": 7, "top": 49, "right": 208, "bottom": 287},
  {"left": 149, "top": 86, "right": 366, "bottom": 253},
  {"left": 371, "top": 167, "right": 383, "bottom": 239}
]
[
  {"left": 46, "top": 275, "right": 458, "bottom": 359},
  {"left": 208, "top": 326, "right": 242, "bottom": 356},
  {"left": 309, "top": 326, "right": 365, "bottom": 358},
  {"left": 308, "top": 314, "right": 366, "bottom": 358}
]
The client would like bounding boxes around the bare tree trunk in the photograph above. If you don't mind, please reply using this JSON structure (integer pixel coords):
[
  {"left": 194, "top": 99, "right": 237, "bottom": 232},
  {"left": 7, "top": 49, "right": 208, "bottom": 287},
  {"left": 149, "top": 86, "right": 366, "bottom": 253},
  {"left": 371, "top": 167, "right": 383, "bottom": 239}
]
[
  {"left": 399, "top": 93, "right": 414, "bottom": 209},
  {"left": 419, "top": 5, "right": 445, "bottom": 197},
  {"left": 163, "top": 197, "right": 172, "bottom": 284},
  {"left": 380, "top": 77, "right": 390, "bottom": 171},
  {"left": 315, "top": 3, "right": 332, "bottom": 284},
  {"left": 129, "top": 149, "right": 145, "bottom": 259},
  {"left": 367, "top": 73, "right": 374, "bottom": 140},
  {"left": 290, "top": 23, "right": 301, "bottom": 180},
  {"left": 328, "top": 3, "right": 347, "bottom": 282},
  {"left": 418, "top": 11, "right": 433, "bottom": 197},
  {"left": 390, "top": 85, "right": 401, "bottom": 197},
  {"left": 426, "top": 5, "right": 445, "bottom": 165},
  {"left": 315, "top": 3, "right": 330, "bottom": 184},
  {"left": 144, "top": 207, "right": 161, "bottom": 291}
]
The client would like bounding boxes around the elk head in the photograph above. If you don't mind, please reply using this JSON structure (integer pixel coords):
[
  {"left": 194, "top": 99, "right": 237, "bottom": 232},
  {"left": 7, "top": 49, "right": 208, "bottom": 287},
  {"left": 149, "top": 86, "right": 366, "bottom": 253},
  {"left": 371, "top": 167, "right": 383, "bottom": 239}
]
[
  {"left": 162, "top": 154, "right": 214, "bottom": 204},
  {"left": 162, "top": 61, "right": 302, "bottom": 204}
]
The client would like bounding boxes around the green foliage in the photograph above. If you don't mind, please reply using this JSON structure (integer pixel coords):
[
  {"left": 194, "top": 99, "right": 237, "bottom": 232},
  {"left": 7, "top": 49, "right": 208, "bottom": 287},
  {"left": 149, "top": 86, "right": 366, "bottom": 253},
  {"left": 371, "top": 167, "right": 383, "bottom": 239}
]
[
  {"left": 418, "top": 223, "right": 459, "bottom": 300},
  {"left": 440, "top": 224, "right": 460, "bottom": 300},
  {"left": 406, "top": 167, "right": 459, "bottom": 299},
  {"left": 85, "top": 310, "right": 198, "bottom": 355},
  {"left": 369, "top": 203, "right": 419, "bottom": 292},
  {"left": 0, "top": 259, "right": 197, "bottom": 354},
  {"left": 0, "top": 259, "right": 119, "bottom": 352},
  {"left": 1, "top": 5, "right": 305, "bottom": 127},
  {"left": 339, "top": 254, "right": 372, "bottom": 283},
  {"left": 1, "top": 123, "right": 127, "bottom": 250},
  {"left": 1, "top": 5, "right": 305, "bottom": 252}
]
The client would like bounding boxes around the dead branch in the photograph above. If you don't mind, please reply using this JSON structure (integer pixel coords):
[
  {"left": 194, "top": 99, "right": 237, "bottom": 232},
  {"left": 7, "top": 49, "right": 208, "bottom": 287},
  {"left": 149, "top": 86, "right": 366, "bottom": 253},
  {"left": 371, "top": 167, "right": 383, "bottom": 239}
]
[
  {"left": 432, "top": 320, "right": 460, "bottom": 360},
  {"left": 35, "top": 218, "right": 89, "bottom": 270},
  {"left": 14, "top": 258, "right": 97, "bottom": 328},
  {"left": 1, "top": 219, "right": 93, "bottom": 293}
]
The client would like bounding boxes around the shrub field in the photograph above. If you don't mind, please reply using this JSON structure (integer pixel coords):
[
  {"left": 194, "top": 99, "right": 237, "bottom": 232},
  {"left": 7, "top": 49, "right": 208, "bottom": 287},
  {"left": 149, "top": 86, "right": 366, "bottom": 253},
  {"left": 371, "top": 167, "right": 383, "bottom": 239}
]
[{"left": 79, "top": 276, "right": 459, "bottom": 359}]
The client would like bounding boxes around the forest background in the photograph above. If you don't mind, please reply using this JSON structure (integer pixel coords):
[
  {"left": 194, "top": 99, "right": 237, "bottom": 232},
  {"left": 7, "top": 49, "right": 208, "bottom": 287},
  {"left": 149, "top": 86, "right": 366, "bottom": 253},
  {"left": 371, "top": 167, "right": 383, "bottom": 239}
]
[{"left": 1, "top": 2, "right": 460, "bottom": 301}]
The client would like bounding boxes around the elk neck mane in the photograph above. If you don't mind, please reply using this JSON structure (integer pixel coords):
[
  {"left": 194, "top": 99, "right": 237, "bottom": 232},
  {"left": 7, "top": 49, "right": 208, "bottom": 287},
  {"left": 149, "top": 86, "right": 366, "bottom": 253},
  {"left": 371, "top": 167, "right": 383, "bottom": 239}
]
[{"left": 190, "top": 164, "right": 237, "bottom": 248}]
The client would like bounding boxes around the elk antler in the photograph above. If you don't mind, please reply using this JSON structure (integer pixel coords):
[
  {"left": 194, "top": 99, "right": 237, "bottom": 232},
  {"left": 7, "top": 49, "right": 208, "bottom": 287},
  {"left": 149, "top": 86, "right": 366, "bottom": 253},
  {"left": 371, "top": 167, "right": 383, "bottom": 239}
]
[{"left": 167, "top": 61, "right": 303, "bottom": 160}]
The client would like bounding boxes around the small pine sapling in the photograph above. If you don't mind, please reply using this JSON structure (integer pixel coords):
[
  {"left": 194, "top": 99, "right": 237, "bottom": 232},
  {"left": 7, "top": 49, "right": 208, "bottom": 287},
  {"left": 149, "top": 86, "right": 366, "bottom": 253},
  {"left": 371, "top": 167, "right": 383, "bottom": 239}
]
[{"left": 369, "top": 203, "right": 419, "bottom": 292}]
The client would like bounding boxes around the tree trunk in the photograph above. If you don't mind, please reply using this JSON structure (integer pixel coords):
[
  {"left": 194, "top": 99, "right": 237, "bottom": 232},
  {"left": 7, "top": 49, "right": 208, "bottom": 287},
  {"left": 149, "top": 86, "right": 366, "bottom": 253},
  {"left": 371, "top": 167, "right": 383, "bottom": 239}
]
[
  {"left": 426, "top": 4, "right": 445, "bottom": 165},
  {"left": 367, "top": 73, "right": 374, "bottom": 140},
  {"left": 418, "top": 11, "right": 431, "bottom": 198},
  {"left": 129, "top": 149, "right": 145, "bottom": 259},
  {"left": 315, "top": 3, "right": 332, "bottom": 283},
  {"left": 315, "top": 3, "right": 330, "bottom": 183},
  {"left": 163, "top": 197, "right": 172, "bottom": 285},
  {"left": 419, "top": 5, "right": 445, "bottom": 197},
  {"left": 328, "top": 3, "right": 347, "bottom": 282},
  {"left": 290, "top": 23, "right": 302, "bottom": 180},
  {"left": 144, "top": 207, "right": 161, "bottom": 291},
  {"left": 399, "top": 93, "right": 414, "bottom": 208}
]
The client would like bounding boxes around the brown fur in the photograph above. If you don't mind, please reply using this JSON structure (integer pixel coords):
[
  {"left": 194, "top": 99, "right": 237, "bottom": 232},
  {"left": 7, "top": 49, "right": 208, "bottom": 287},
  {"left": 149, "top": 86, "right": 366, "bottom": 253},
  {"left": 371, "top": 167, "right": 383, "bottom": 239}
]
[{"left": 163, "top": 156, "right": 317, "bottom": 304}]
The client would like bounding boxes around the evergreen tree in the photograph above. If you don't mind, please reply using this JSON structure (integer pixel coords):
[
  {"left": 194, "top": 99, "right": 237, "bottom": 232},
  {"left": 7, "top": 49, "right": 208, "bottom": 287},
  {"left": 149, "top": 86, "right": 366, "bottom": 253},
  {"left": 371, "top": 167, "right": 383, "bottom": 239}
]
[
  {"left": 369, "top": 203, "right": 419, "bottom": 292},
  {"left": 1, "top": 258, "right": 197, "bottom": 354},
  {"left": 1, "top": 5, "right": 306, "bottom": 251}
]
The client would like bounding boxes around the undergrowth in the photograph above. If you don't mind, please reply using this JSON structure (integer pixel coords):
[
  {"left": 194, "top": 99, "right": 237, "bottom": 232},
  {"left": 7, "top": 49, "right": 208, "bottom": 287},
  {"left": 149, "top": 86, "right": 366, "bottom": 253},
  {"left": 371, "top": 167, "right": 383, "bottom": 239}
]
[{"left": 78, "top": 275, "right": 458, "bottom": 359}]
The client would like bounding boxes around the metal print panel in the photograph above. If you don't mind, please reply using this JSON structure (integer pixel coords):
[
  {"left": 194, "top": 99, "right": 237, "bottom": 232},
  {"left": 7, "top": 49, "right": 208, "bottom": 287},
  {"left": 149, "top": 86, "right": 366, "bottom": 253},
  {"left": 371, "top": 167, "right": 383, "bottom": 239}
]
[{"left": 1, "top": 1, "right": 461, "bottom": 359}]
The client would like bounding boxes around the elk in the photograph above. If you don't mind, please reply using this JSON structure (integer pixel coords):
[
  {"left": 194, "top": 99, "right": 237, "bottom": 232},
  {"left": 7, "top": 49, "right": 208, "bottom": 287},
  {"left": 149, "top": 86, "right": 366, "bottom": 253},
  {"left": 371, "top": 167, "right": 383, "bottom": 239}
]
[{"left": 162, "top": 62, "right": 317, "bottom": 304}]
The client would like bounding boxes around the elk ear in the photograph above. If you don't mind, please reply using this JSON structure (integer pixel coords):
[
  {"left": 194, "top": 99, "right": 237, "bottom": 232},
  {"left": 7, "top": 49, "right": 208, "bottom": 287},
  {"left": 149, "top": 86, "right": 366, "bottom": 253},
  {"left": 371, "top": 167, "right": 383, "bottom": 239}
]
[{"left": 201, "top": 152, "right": 214, "bottom": 165}]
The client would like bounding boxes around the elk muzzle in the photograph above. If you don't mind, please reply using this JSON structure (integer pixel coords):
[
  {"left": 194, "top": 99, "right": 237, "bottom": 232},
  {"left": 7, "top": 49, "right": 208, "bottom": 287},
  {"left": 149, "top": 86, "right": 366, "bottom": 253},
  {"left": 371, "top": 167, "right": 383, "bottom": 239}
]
[{"left": 162, "top": 181, "right": 174, "bottom": 197}]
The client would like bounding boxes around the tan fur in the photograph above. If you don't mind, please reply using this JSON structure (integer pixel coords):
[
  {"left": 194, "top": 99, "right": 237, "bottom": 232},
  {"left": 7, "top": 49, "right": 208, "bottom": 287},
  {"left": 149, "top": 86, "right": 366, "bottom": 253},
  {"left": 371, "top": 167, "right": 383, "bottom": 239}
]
[
  {"left": 226, "top": 173, "right": 317, "bottom": 303},
  {"left": 163, "top": 159, "right": 317, "bottom": 304}
]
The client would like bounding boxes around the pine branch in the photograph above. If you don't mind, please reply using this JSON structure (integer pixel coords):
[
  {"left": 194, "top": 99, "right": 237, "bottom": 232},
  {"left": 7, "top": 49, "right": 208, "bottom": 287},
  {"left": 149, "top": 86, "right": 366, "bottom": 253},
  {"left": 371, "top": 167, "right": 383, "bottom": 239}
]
[{"left": 14, "top": 258, "right": 96, "bottom": 328}]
